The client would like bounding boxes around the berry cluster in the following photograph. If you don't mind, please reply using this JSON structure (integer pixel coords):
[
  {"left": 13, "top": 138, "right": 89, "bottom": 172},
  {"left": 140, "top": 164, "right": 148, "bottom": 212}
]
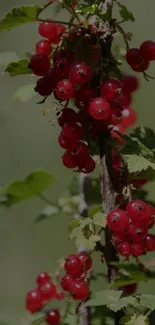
[
  {"left": 126, "top": 40, "right": 155, "bottom": 72},
  {"left": 26, "top": 271, "right": 64, "bottom": 317},
  {"left": 107, "top": 200, "right": 155, "bottom": 258},
  {"left": 61, "top": 252, "right": 92, "bottom": 300}
]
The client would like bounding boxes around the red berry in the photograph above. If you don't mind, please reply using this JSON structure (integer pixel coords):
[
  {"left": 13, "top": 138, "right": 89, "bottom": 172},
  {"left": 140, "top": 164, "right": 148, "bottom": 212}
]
[
  {"left": 112, "top": 232, "right": 126, "bottom": 246},
  {"left": 89, "top": 97, "right": 111, "bottom": 120},
  {"left": 127, "top": 224, "right": 148, "bottom": 243},
  {"left": 78, "top": 156, "right": 95, "bottom": 174},
  {"left": 118, "top": 242, "right": 132, "bottom": 257},
  {"left": 120, "top": 283, "right": 137, "bottom": 296},
  {"left": 55, "top": 79, "right": 75, "bottom": 100},
  {"left": 119, "top": 92, "right": 132, "bottom": 107},
  {"left": 50, "top": 24, "right": 66, "bottom": 44},
  {"left": 74, "top": 86, "right": 97, "bottom": 109},
  {"left": 126, "top": 48, "right": 143, "bottom": 67},
  {"left": 53, "top": 49, "right": 74, "bottom": 64},
  {"left": 35, "top": 76, "right": 53, "bottom": 96},
  {"left": 61, "top": 274, "right": 74, "bottom": 291},
  {"left": 146, "top": 204, "right": 155, "bottom": 225},
  {"left": 140, "top": 40, "right": 155, "bottom": 61},
  {"left": 131, "top": 243, "right": 144, "bottom": 256},
  {"left": 62, "top": 123, "right": 82, "bottom": 143},
  {"left": 70, "top": 141, "right": 89, "bottom": 164},
  {"left": 69, "top": 62, "right": 92, "bottom": 86},
  {"left": 145, "top": 234, "right": 155, "bottom": 251},
  {"left": 54, "top": 58, "right": 71, "bottom": 79},
  {"left": 121, "top": 107, "right": 137, "bottom": 128},
  {"left": 62, "top": 151, "right": 77, "bottom": 168},
  {"left": 77, "top": 252, "right": 92, "bottom": 271},
  {"left": 58, "top": 108, "right": 78, "bottom": 127},
  {"left": 55, "top": 290, "right": 65, "bottom": 300},
  {"left": 112, "top": 151, "right": 121, "bottom": 169},
  {"left": 26, "top": 288, "right": 42, "bottom": 313},
  {"left": 69, "top": 280, "right": 89, "bottom": 300},
  {"left": 46, "top": 309, "right": 60, "bottom": 325},
  {"left": 107, "top": 209, "right": 129, "bottom": 232},
  {"left": 131, "top": 60, "right": 149, "bottom": 72},
  {"left": 58, "top": 133, "right": 77, "bottom": 150},
  {"left": 36, "top": 39, "right": 52, "bottom": 56},
  {"left": 40, "top": 282, "right": 56, "bottom": 301},
  {"left": 64, "top": 254, "right": 83, "bottom": 277},
  {"left": 126, "top": 200, "right": 150, "bottom": 224},
  {"left": 30, "top": 54, "right": 50, "bottom": 76},
  {"left": 110, "top": 124, "right": 125, "bottom": 144},
  {"left": 123, "top": 75, "right": 139, "bottom": 94},
  {"left": 39, "top": 21, "right": 57, "bottom": 39},
  {"left": 36, "top": 272, "right": 51, "bottom": 287},
  {"left": 129, "top": 178, "right": 148, "bottom": 188},
  {"left": 100, "top": 78, "right": 122, "bottom": 102},
  {"left": 110, "top": 107, "right": 122, "bottom": 125}
]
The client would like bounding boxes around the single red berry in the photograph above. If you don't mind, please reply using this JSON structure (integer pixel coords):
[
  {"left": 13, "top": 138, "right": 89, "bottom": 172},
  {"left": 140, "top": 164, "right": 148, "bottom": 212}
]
[
  {"left": 62, "top": 151, "right": 77, "bottom": 168},
  {"left": 36, "top": 39, "right": 52, "bottom": 56},
  {"left": 119, "top": 92, "right": 132, "bottom": 107},
  {"left": 140, "top": 40, "right": 155, "bottom": 61},
  {"left": 110, "top": 107, "right": 122, "bottom": 125},
  {"left": 58, "top": 108, "right": 78, "bottom": 127},
  {"left": 54, "top": 58, "right": 71, "bottom": 79},
  {"left": 69, "top": 141, "right": 89, "bottom": 165},
  {"left": 40, "top": 282, "right": 56, "bottom": 301},
  {"left": 35, "top": 76, "right": 53, "bottom": 96},
  {"left": 74, "top": 86, "right": 97, "bottom": 109},
  {"left": 123, "top": 75, "right": 139, "bottom": 94},
  {"left": 121, "top": 107, "right": 137, "bottom": 128},
  {"left": 61, "top": 274, "right": 74, "bottom": 291},
  {"left": 131, "top": 243, "right": 145, "bottom": 256},
  {"left": 64, "top": 254, "right": 83, "bottom": 277},
  {"left": 46, "top": 309, "right": 60, "bottom": 325},
  {"left": 50, "top": 24, "right": 66, "bottom": 44},
  {"left": 39, "top": 21, "right": 57, "bottom": 39},
  {"left": 107, "top": 209, "right": 129, "bottom": 232},
  {"left": 126, "top": 200, "right": 150, "bottom": 224},
  {"left": 55, "top": 79, "right": 75, "bottom": 100},
  {"left": 30, "top": 54, "right": 50, "bottom": 76},
  {"left": 55, "top": 290, "right": 65, "bottom": 300},
  {"left": 89, "top": 97, "right": 111, "bottom": 120},
  {"left": 78, "top": 156, "right": 95, "bottom": 174},
  {"left": 100, "top": 78, "right": 122, "bottom": 102},
  {"left": 145, "top": 234, "right": 155, "bottom": 251},
  {"left": 36, "top": 272, "right": 51, "bottom": 287},
  {"left": 126, "top": 48, "right": 144, "bottom": 67},
  {"left": 69, "top": 62, "right": 92, "bottom": 86},
  {"left": 58, "top": 133, "right": 77, "bottom": 150},
  {"left": 112, "top": 232, "right": 126, "bottom": 246},
  {"left": 69, "top": 280, "right": 89, "bottom": 300},
  {"left": 26, "top": 288, "right": 42, "bottom": 313},
  {"left": 62, "top": 123, "right": 82, "bottom": 143},
  {"left": 131, "top": 60, "right": 149, "bottom": 72},
  {"left": 118, "top": 242, "right": 132, "bottom": 257},
  {"left": 145, "top": 204, "right": 155, "bottom": 225},
  {"left": 77, "top": 252, "right": 92, "bottom": 271},
  {"left": 127, "top": 224, "right": 148, "bottom": 243},
  {"left": 120, "top": 283, "right": 137, "bottom": 296},
  {"left": 110, "top": 124, "right": 125, "bottom": 144}
]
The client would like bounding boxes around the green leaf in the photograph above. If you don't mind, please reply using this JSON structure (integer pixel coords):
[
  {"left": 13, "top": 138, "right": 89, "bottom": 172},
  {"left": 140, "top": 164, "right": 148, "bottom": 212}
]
[
  {"left": 85, "top": 290, "right": 123, "bottom": 307},
  {"left": 122, "top": 134, "right": 154, "bottom": 159},
  {"left": 88, "top": 205, "right": 103, "bottom": 218},
  {"left": 0, "top": 5, "right": 42, "bottom": 31},
  {"left": 116, "top": 2, "right": 135, "bottom": 22},
  {"left": 110, "top": 263, "right": 148, "bottom": 288},
  {"left": 68, "top": 219, "right": 80, "bottom": 234},
  {"left": 140, "top": 294, "right": 155, "bottom": 310},
  {"left": 131, "top": 126, "right": 155, "bottom": 151},
  {"left": 108, "top": 296, "right": 137, "bottom": 312},
  {"left": 76, "top": 4, "right": 98, "bottom": 14},
  {"left": 125, "top": 314, "right": 148, "bottom": 325},
  {"left": 26, "top": 170, "right": 55, "bottom": 194},
  {"left": 69, "top": 227, "right": 83, "bottom": 240},
  {"left": 80, "top": 217, "right": 93, "bottom": 228},
  {"left": 13, "top": 84, "right": 36, "bottom": 102},
  {"left": 76, "top": 233, "right": 100, "bottom": 251},
  {"left": 124, "top": 154, "right": 155, "bottom": 174},
  {"left": 93, "top": 212, "right": 106, "bottom": 228},
  {"left": 5, "top": 59, "right": 31, "bottom": 76}
]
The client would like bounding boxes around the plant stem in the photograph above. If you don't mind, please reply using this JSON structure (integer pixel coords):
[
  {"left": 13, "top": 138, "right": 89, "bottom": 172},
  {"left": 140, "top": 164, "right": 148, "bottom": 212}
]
[{"left": 38, "top": 193, "right": 56, "bottom": 206}]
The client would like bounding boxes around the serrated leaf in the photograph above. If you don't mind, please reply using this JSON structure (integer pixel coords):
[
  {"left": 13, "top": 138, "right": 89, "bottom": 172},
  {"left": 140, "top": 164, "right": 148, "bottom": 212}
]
[
  {"left": 140, "top": 294, "right": 155, "bottom": 310},
  {"left": 0, "top": 5, "right": 42, "bottom": 31},
  {"left": 122, "top": 134, "right": 154, "bottom": 159},
  {"left": 125, "top": 154, "right": 155, "bottom": 174},
  {"left": 69, "top": 227, "right": 83, "bottom": 240},
  {"left": 93, "top": 212, "right": 106, "bottom": 227},
  {"left": 108, "top": 296, "right": 137, "bottom": 312},
  {"left": 80, "top": 217, "right": 93, "bottom": 228},
  {"left": 5, "top": 59, "right": 31, "bottom": 76},
  {"left": 76, "top": 233, "right": 100, "bottom": 251},
  {"left": 116, "top": 2, "right": 135, "bottom": 22},
  {"left": 85, "top": 290, "right": 123, "bottom": 307},
  {"left": 88, "top": 205, "right": 103, "bottom": 218},
  {"left": 13, "top": 84, "right": 36, "bottom": 102},
  {"left": 125, "top": 314, "right": 148, "bottom": 325},
  {"left": 68, "top": 219, "right": 80, "bottom": 234},
  {"left": 131, "top": 126, "right": 155, "bottom": 151}
]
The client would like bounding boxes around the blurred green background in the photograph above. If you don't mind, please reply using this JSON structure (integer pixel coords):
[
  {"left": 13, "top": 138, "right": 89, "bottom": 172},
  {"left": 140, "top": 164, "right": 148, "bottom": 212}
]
[{"left": 0, "top": 0, "right": 155, "bottom": 324}]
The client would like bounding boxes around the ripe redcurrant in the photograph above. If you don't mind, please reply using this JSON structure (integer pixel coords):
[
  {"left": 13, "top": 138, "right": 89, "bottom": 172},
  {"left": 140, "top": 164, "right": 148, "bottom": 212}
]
[
  {"left": 35, "top": 76, "right": 54, "bottom": 96},
  {"left": 58, "top": 108, "right": 78, "bottom": 127},
  {"left": 36, "top": 40, "right": 52, "bottom": 56},
  {"left": 39, "top": 21, "right": 57, "bottom": 39},
  {"left": 62, "top": 151, "right": 77, "bottom": 168},
  {"left": 74, "top": 86, "right": 97, "bottom": 109},
  {"left": 55, "top": 79, "right": 75, "bottom": 100},
  {"left": 140, "top": 40, "right": 155, "bottom": 61},
  {"left": 26, "top": 288, "right": 42, "bottom": 313},
  {"left": 40, "top": 282, "right": 56, "bottom": 301},
  {"left": 126, "top": 48, "right": 144, "bottom": 67},
  {"left": 36, "top": 272, "right": 51, "bottom": 287},
  {"left": 30, "top": 54, "right": 50, "bottom": 76},
  {"left": 77, "top": 252, "right": 92, "bottom": 271},
  {"left": 64, "top": 255, "right": 83, "bottom": 277},
  {"left": 61, "top": 274, "right": 74, "bottom": 291},
  {"left": 69, "top": 62, "right": 92, "bottom": 86},
  {"left": 69, "top": 280, "right": 89, "bottom": 300},
  {"left": 107, "top": 209, "right": 129, "bottom": 232},
  {"left": 118, "top": 242, "right": 132, "bottom": 257},
  {"left": 100, "top": 78, "right": 122, "bottom": 102},
  {"left": 127, "top": 224, "right": 148, "bottom": 243},
  {"left": 78, "top": 156, "right": 95, "bottom": 174},
  {"left": 45, "top": 309, "right": 60, "bottom": 325},
  {"left": 123, "top": 75, "right": 139, "bottom": 94},
  {"left": 62, "top": 123, "right": 82, "bottom": 143},
  {"left": 145, "top": 234, "right": 155, "bottom": 251},
  {"left": 126, "top": 200, "right": 150, "bottom": 224},
  {"left": 121, "top": 107, "right": 137, "bottom": 128},
  {"left": 112, "top": 232, "right": 126, "bottom": 246},
  {"left": 131, "top": 243, "right": 145, "bottom": 256},
  {"left": 89, "top": 97, "right": 111, "bottom": 120}
]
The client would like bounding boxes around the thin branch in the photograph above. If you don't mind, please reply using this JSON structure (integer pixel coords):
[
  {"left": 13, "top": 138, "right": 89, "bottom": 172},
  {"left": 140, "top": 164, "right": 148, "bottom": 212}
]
[{"left": 38, "top": 193, "right": 56, "bottom": 206}]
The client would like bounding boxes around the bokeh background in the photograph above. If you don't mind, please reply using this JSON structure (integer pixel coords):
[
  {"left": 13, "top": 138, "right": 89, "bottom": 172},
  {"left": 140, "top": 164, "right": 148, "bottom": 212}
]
[{"left": 0, "top": 0, "right": 155, "bottom": 324}]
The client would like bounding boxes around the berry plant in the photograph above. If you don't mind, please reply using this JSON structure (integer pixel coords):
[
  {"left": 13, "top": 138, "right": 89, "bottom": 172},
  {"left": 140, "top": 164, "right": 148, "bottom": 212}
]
[{"left": 1, "top": 0, "right": 155, "bottom": 325}]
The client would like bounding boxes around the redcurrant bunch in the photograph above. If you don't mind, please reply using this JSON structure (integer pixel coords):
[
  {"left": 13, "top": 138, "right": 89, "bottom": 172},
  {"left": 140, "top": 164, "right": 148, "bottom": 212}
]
[{"left": 126, "top": 40, "right": 155, "bottom": 72}]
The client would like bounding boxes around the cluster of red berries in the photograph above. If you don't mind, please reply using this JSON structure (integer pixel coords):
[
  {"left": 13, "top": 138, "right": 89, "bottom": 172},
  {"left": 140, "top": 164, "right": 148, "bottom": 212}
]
[
  {"left": 107, "top": 199, "right": 155, "bottom": 258},
  {"left": 126, "top": 40, "right": 155, "bottom": 72},
  {"left": 26, "top": 271, "right": 64, "bottom": 320},
  {"left": 60, "top": 252, "right": 92, "bottom": 300}
]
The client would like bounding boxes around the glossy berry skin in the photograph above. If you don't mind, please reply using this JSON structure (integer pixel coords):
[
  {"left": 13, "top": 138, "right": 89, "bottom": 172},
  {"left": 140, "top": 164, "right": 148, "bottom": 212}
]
[
  {"left": 58, "top": 108, "right": 78, "bottom": 127},
  {"left": 89, "top": 97, "right": 111, "bottom": 120},
  {"left": 26, "top": 288, "right": 42, "bottom": 313},
  {"left": 62, "top": 151, "right": 77, "bottom": 168},
  {"left": 70, "top": 141, "right": 89, "bottom": 164},
  {"left": 35, "top": 76, "right": 53, "bottom": 96},
  {"left": 146, "top": 204, "right": 155, "bottom": 225},
  {"left": 110, "top": 107, "right": 122, "bottom": 126},
  {"left": 100, "top": 78, "right": 122, "bottom": 102},
  {"left": 132, "top": 60, "right": 149, "bottom": 72},
  {"left": 123, "top": 75, "right": 139, "bottom": 94},
  {"left": 118, "top": 242, "right": 132, "bottom": 257},
  {"left": 40, "top": 282, "right": 56, "bottom": 301},
  {"left": 121, "top": 107, "right": 137, "bottom": 128},
  {"left": 46, "top": 309, "right": 60, "bottom": 325},
  {"left": 62, "top": 123, "right": 82, "bottom": 143},
  {"left": 36, "top": 272, "right": 51, "bottom": 287},
  {"left": 39, "top": 21, "right": 57, "bottom": 39},
  {"left": 131, "top": 243, "right": 144, "bottom": 256},
  {"left": 64, "top": 255, "right": 83, "bottom": 277},
  {"left": 107, "top": 209, "right": 129, "bottom": 232},
  {"left": 126, "top": 48, "right": 144, "bottom": 67},
  {"left": 110, "top": 124, "right": 125, "bottom": 144},
  {"left": 126, "top": 200, "right": 150, "bottom": 224},
  {"left": 36, "top": 39, "right": 51, "bottom": 55},
  {"left": 58, "top": 133, "right": 75, "bottom": 150},
  {"left": 119, "top": 92, "right": 132, "bottom": 107},
  {"left": 74, "top": 86, "right": 97, "bottom": 109},
  {"left": 61, "top": 274, "right": 74, "bottom": 291},
  {"left": 54, "top": 58, "right": 71, "bottom": 79},
  {"left": 30, "top": 54, "right": 50, "bottom": 76},
  {"left": 53, "top": 49, "right": 74, "bottom": 64},
  {"left": 127, "top": 224, "right": 148, "bottom": 243},
  {"left": 69, "top": 280, "right": 89, "bottom": 300},
  {"left": 78, "top": 252, "right": 92, "bottom": 271},
  {"left": 69, "top": 62, "right": 92, "bottom": 86},
  {"left": 78, "top": 156, "right": 95, "bottom": 174},
  {"left": 55, "top": 291, "right": 65, "bottom": 300},
  {"left": 121, "top": 283, "right": 137, "bottom": 296},
  {"left": 140, "top": 40, "right": 155, "bottom": 61},
  {"left": 112, "top": 232, "right": 126, "bottom": 247},
  {"left": 50, "top": 24, "right": 66, "bottom": 44},
  {"left": 145, "top": 234, "right": 155, "bottom": 251},
  {"left": 55, "top": 79, "right": 75, "bottom": 100}
]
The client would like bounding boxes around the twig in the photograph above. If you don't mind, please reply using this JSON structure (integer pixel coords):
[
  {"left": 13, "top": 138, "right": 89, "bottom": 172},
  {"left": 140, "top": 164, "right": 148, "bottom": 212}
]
[
  {"left": 38, "top": 193, "right": 56, "bottom": 206},
  {"left": 116, "top": 23, "right": 129, "bottom": 51}
]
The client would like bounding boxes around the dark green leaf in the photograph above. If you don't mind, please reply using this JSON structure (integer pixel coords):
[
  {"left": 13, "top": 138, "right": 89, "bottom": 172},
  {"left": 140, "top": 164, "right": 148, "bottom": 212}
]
[
  {"left": 25, "top": 170, "right": 55, "bottom": 194},
  {"left": 5, "top": 59, "right": 31, "bottom": 76},
  {"left": 140, "top": 294, "right": 155, "bottom": 310},
  {"left": 122, "top": 134, "right": 154, "bottom": 159},
  {"left": 110, "top": 263, "right": 148, "bottom": 288},
  {"left": 68, "top": 219, "right": 80, "bottom": 233},
  {"left": 116, "top": 2, "right": 135, "bottom": 22},
  {"left": 85, "top": 290, "right": 123, "bottom": 307},
  {"left": 124, "top": 154, "right": 155, "bottom": 174},
  {"left": 130, "top": 126, "right": 155, "bottom": 151},
  {"left": 0, "top": 5, "right": 42, "bottom": 31},
  {"left": 88, "top": 205, "right": 103, "bottom": 218}
]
